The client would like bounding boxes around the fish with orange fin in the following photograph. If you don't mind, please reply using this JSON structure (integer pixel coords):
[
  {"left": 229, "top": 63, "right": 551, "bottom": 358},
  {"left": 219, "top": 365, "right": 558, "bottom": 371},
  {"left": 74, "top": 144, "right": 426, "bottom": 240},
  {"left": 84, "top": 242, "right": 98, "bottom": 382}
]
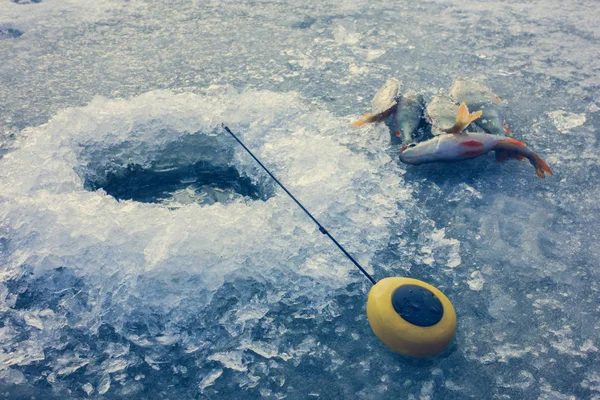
[
  {"left": 352, "top": 78, "right": 402, "bottom": 126},
  {"left": 399, "top": 104, "right": 552, "bottom": 178},
  {"left": 450, "top": 78, "right": 512, "bottom": 136}
]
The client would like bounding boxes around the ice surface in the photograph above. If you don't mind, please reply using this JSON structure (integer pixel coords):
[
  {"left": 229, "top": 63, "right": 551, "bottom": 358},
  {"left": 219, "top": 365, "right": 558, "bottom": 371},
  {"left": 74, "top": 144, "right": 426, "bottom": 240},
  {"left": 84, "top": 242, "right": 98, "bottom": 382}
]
[
  {"left": 0, "top": 89, "right": 416, "bottom": 398},
  {"left": 0, "top": 26, "right": 23, "bottom": 40},
  {"left": 1, "top": 0, "right": 599, "bottom": 398},
  {"left": 547, "top": 110, "right": 587, "bottom": 134}
]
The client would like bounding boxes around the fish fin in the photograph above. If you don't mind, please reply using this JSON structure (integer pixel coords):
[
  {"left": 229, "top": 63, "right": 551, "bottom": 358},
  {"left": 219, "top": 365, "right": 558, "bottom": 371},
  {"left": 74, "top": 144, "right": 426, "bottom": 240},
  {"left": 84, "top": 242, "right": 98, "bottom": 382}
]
[
  {"left": 396, "top": 128, "right": 402, "bottom": 137},
  {"left": 455, "top": 103, "right": 470, "bottom": 128},
  {"left": 531, "top": 154, "right": 553, "bottom": 178},
  {"left": 494, "top": 94, "right": 502, "bottom": 102},
  {"left": 447, "top": 103, "right": 482, "bottom": 133},
  {"left": 469, "top": 110, "right": 483, "bottom": 124},
  {"left": 458, "top": 102, "right": 483, "bottom": 125},
  {"left": 499, "top": 138, "right": 526, "bottom": 147},
  {"left": 503, "top": 121, "right": 512, "bottom": 136},
  {"left": 352, "top": 113, "right": 375, "bottom": 127},
  {"left": 495, "top": 149, "right": 509, "bottom": 163}
]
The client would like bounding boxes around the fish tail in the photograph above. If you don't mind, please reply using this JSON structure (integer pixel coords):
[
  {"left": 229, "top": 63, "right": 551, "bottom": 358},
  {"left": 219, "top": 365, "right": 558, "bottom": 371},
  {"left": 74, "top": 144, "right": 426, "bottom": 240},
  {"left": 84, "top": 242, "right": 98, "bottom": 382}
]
[
  {"left": 495, "top": 149, "right": 526, "bottom": 163},
  {"left": 448, "top": 103, "right": 482, "bottom": 133},
  {"left": 497, "top": 139, "right": 552, "bottom": 178},
  {"left": 531, "top": 153, "right": 553, "bottom": 178},
  {"left": 352, "top": 113, "right": 375, "bottom": 127}
]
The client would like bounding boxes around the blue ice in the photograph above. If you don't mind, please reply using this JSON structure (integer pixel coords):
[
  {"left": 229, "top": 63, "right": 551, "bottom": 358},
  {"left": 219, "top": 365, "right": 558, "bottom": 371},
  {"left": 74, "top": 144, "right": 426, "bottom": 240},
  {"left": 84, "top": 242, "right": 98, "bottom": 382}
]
[{"left": 0, "top": 0, "right": 598, "bottom": 398}]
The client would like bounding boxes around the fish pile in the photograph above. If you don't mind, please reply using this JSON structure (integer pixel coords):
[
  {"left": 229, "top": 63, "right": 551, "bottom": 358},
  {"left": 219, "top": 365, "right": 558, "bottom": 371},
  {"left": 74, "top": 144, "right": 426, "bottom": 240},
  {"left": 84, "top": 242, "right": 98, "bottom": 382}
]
[{"left": 353, "top": 78, "right": 552, "bottom": 178}]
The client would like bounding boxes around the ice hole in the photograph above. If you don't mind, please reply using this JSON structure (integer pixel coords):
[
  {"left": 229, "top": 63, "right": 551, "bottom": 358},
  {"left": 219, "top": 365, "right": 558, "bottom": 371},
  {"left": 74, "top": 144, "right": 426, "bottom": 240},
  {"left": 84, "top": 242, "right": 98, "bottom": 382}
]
[
  {"left": 85, "top": 162, "right": 267, "bottom": 206},
  {"left": 79, "top": 128, "right": 273, "bottom": 207}
]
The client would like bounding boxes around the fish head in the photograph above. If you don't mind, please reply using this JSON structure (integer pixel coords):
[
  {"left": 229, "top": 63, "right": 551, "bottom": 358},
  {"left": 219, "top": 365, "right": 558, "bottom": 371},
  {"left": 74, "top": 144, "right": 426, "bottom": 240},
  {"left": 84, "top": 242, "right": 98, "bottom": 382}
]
[{"left": 399, "top": 139, "right": 442, "bottom": 164}]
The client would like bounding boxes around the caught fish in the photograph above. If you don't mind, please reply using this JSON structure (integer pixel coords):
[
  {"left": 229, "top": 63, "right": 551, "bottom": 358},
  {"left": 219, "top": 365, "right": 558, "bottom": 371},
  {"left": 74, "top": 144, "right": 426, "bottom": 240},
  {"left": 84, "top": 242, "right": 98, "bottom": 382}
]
[
  {"left": 394, "top": 90, "right": 426, "bottom": 144},
  {"left": 352, "top": 78, "right": 402, "bottom": 126},
  {"left": 450, "top": 78, "right": 512, "bottom": 136},
  {"left": 399, "top": 106, "right": 552, "bottom": 178}
]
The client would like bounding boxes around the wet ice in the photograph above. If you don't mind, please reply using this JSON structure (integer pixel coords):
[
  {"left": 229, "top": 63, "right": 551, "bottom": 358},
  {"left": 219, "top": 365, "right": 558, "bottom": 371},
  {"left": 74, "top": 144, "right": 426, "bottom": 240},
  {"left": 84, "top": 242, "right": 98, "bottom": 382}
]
[{"left": 0, "top": 0, "right": 599, "bottom": 398}]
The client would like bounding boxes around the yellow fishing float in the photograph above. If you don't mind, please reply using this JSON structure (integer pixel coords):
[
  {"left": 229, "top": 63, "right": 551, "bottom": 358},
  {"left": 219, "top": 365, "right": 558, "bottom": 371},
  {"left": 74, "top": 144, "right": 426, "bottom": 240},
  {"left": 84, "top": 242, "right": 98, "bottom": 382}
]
[
  {"left": 367, "top": 277, "right": 456, "bottom": 357},
  {"left": 224, "top": 125, "right": 457, "bottom": 358}
]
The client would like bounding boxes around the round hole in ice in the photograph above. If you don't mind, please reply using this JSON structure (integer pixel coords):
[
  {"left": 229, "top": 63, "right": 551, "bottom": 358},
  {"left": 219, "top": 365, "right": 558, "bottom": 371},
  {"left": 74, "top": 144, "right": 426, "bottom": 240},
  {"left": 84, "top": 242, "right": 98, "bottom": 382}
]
[
  {"left": 0, "top": 89, "right": 408, "bottom": 285},
  {"left": 79, "top": 128, "right": 273, "bottom": 207},
  {"left": 0, "top": 89, "right": 419, "bottom": 395}
]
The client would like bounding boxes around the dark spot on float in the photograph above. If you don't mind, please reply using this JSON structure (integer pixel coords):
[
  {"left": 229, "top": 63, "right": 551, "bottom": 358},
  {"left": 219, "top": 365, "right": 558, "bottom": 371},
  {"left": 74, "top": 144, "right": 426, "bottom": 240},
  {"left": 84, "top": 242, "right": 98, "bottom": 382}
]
[
  {"left": 391, "top": 284, "right": 444, "bottom": 327},
  {"left": 11, "top": 0, "right": 42, "bottom": 3}
]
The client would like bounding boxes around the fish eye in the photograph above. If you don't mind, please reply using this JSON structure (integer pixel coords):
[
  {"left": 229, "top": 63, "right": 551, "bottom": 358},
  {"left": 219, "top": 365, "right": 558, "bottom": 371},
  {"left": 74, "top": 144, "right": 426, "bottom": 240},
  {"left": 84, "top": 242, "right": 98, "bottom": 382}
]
[{"left": 400, "top": 142, "right": 416, "bottom": 153}]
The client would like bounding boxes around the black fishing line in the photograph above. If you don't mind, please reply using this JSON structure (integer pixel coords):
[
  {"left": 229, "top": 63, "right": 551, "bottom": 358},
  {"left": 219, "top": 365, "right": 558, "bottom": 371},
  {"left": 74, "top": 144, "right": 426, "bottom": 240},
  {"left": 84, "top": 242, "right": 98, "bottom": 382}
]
[{"left": 222, "top": 124, "right": 377, "bottom": 285}]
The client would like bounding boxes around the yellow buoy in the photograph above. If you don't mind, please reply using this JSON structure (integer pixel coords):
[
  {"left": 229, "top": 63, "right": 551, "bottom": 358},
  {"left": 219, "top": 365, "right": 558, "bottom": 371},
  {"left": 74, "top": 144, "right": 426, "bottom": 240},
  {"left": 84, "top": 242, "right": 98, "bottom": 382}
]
[{"left": 366, "top": 277, "right": 456, "bottom": 357}]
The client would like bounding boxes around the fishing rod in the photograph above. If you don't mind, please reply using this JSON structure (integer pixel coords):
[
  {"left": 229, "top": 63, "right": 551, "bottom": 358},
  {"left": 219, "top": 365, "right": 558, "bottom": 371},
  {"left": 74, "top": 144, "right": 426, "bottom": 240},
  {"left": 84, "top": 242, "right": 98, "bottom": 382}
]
[
  {"left": 222, "top": 124, "right": 376, "bottom": 285},
  {"left": 221, "top": 124, "right": 456, "bottom": 358}
]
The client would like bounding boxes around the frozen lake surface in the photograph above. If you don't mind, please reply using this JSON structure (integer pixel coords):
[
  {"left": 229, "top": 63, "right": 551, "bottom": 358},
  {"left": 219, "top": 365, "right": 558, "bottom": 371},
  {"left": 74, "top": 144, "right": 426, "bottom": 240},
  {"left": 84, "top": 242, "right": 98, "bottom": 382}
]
[{"left": 1, "top": 0, "right": 599, "bottom": 398}]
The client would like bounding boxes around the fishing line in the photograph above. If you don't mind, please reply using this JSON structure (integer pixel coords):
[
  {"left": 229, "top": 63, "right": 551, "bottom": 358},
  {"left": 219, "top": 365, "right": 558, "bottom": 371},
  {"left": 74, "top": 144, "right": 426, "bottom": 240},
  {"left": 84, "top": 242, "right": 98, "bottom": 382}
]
[
  {"left": 222, "top": 124, "right": 457, "bottom": 358},
  {"left": 222, "top": 124, "right": 377, "bottom": 285}
]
